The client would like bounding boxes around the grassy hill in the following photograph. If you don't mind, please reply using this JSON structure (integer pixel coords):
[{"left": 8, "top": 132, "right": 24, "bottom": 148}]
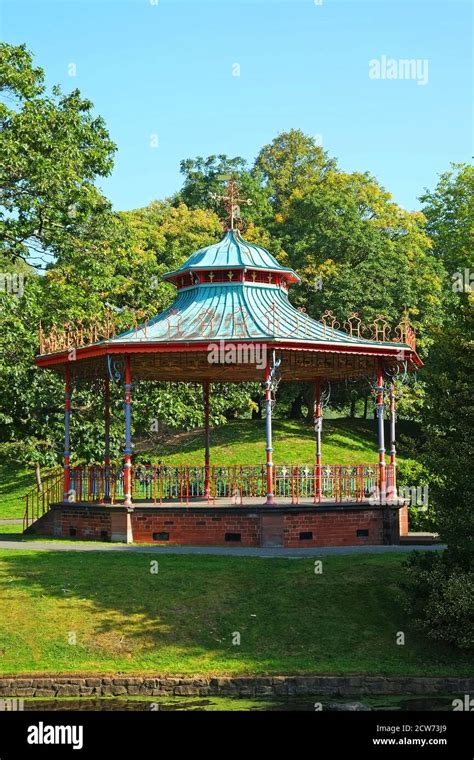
[{"left": 141, "top": 418, "right": 382, "bottom": 465}]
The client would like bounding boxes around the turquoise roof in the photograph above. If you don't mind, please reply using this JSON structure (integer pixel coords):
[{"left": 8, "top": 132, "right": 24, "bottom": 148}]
[
  {"left": 106, "top": 230, "right": 409, "bottom": 350},
  {"left": 110, "top": 282, "right": 391, "bottom": 347},
  {"left": 165, "top": 229, "right": 300, "bottom": 281}
]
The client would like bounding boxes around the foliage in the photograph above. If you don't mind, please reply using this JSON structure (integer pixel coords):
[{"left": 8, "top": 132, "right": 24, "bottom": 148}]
[
  {"left": 176, "top": 154, "right": 273, "bottom": 230},
  {"left": 402, "top": 165, "right": 473, "bottom": 649},
  {"left": 420, "top": 163, "right": 474, "bottom": 276},
  {"left": 420, "top": 307, "right": 474, "bottom": 564},
  {"left": 419, "top": 165, "right": 473, "bottom": 565},
  {"left": 0, "top": 43, "right": 116, "bottom": 268},
  {"left": 0, "top": 281, "right": 63, "bottom": 472},
  {"left": 396, "top": 458, "right": 435, "bottom": 532},
  {"left": 402, "top": 552, "right": 474, "bottom": 650}
]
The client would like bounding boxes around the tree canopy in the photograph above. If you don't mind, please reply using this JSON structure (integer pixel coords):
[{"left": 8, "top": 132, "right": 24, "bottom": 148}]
[{"left": 0, "top": 43, "right": 116, "bottom": 268}]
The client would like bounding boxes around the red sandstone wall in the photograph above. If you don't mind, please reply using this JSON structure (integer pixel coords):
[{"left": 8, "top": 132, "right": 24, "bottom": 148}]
[
  {"left": 26, "top": 507, "right": 112, "bottom": 541},
  {"left": 283, "top": 509, "right": 384, "bottom": 547},
  {"left": 132, "top": 512, "right": 260, "bottom": 546},
  {"left": 398, "top": 505, "right": 409, "bottom": 536},
  {"left": 27, "top": 506, "right": 403, "bottom": 547}
]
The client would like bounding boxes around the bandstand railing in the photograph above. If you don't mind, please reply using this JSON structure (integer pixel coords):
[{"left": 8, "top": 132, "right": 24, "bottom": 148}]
[
  {"left": 23, "top": 469, "right": 63, "bottom": 530},
  {"left": 23, "top": 464, "right": 393, "bottom": 528},
  {"left": 62, "top": 463, "right": 385, "bottom": 505}
]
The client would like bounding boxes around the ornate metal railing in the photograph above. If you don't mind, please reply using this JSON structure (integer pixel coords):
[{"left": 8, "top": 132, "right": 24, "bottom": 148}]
[
  {"left": 23, "top": 464, "right": 393, "bottom": 529},
  {"left": 59, "top": 463, "right": 385, "bottom": 505},
  {"left": 320, "top": 311, "right": 416, "bottom": 350},
  {"left": 23, "top": 469, "right": 63, "bottom": 530},
  {"left": 38, "top": 307, "right": 416, "bottom": 355}
]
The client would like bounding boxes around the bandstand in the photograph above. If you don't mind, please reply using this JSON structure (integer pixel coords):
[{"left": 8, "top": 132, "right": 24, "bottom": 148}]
[{"left": 27, "top": 208, "right": 421, "bottom": 546}]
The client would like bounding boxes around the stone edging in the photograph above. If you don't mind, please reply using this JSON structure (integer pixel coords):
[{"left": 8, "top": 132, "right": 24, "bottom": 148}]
[{"left": 0, "top": 675, "right": 472, "bottom": 698}]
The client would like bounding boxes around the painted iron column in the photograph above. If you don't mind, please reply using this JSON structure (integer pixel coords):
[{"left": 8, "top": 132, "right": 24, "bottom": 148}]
[
  {"left": 123, "top": 355, "right": 133, "bottom": 507},
  {"left": 376, "top": 361, "right": 386, "bottom": 503},
  {"left": 314, "top": 378, "right": 323, "bottom": 501},
  {"left": 104, "top": 375, "right": 111, "bottom": 503},
  {"left": 63, "top": 364, "right": 71, "bottom": 501},
  {"left": 264, "top": 363, "right": 275, "bottom": 505},
  {"left": 203, "top": 380, "right": 211, "bottom": 499},
  {"left": 389, "top": 382, "right": 397, "bottom": 498}
]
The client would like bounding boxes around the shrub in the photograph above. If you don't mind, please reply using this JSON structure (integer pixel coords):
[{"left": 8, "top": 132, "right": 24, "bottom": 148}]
[
  {"left": 402, "top": 551, "right": 474, "bottom": 650},
  {"left": 396, "top": 459, "right": 436, "bottom": 532}
]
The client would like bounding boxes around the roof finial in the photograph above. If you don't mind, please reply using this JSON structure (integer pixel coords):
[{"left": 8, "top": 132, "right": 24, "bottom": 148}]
[{"left": 210, "top": 175, "right": 252, "bottom": 230}]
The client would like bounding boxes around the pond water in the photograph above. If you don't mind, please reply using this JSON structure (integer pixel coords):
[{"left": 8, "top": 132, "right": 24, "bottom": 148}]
[{"left": 19, "top": 695, "right": 456, "bottom": 712}]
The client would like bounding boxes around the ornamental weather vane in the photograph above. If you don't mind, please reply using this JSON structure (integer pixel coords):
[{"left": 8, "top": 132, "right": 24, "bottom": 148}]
[{"left": 209, "top": 175, "right": 252, "bottom": 230}]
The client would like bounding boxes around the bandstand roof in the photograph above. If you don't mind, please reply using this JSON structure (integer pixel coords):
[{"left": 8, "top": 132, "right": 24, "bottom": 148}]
[
  {"left": 164, "top": 229, "right": 300, "bottom": 282},
  {"left": 36, "top": 229, "right": 422, "bottom": 383}
]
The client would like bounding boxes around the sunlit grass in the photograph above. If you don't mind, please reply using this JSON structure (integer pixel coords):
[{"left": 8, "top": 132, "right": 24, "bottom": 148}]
[{"left": 0, "top": 550, "right": 469, "bottom": 677}]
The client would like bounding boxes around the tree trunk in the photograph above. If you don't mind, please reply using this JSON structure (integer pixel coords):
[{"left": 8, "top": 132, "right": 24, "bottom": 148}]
[
  {"left": 363, "top": 394, "right": 369, "bottom": 419},
  {"left": 350, "top": 395, "right": 356, "bottom": 418},
  {"left": 304, "top": 384, "right": 316, "bottom": 423},
  {"left": 289, "top": 394, "right": 303, "bottom": 420},
  {"left": 34, "top": 462, "right": 43, "bottom": 493},
  {"left": 251, "top": 396, "right": 262, "bottom": 419}
]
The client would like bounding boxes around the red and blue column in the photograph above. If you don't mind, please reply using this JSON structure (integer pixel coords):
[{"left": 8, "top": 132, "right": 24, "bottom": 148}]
[
  {"left": 376, "top": 361, "right": 386, "bottom": 503},
  {"left": 204, "top": 380, "right": 211, "bottom": 499},
  {"left": 63, "top": 364, "right": 71, "bottom": 501},
  {"left": 314, "top": 378, "right": 322, "bottom": 501},
  {"left": 264, "top": 363, "right": 275, "bottom": 505},
  {"left": 104, "top": 375, "right": 111, "bottom": 502},
  {"left": 123, "top": 355, "right": 133, "bottom": 507},
  {"left": 389, "top": 382, "right": 397, "bottom": 498}
]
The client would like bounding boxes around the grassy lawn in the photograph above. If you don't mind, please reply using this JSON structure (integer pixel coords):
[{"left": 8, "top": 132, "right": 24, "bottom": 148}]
[
  {"left": 0, "top": 464, "right": 41, "bottom": 520},
  {"left": 0, "top": 550, "right": 470, "bottom": 677},
  {"left": 146, "top": 418, "right": 381, "bottom": 465}
]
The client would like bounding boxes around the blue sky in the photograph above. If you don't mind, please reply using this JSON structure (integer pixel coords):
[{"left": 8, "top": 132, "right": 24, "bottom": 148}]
[{"left": 2, "top": 0, "right": 472, "bottom": 212}]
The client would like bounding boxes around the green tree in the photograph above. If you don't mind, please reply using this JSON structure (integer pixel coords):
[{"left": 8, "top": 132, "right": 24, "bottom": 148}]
[
  {"left": 251, "top": 131, "right": 446, "bottom": 420},
  {"left": 402, "top": 164, "right": 473, "bottom": 650},
  {"left": 420, "top": 163, "right": 474, "bottom": 277},
  {"left": 419, "top": 163, "right": 474, "bottom": 563},
  {"left": 254, "top": 128, "right": 335, "bottom": 219},
  {"left": 176, "top": 154, "right": 272, "bottom": 230},
  {"left": 0, "top": 278, "right": 63, "bottom": 486},
  {"left": 0, "top": 43, "right": 116, "bottom": 267}
]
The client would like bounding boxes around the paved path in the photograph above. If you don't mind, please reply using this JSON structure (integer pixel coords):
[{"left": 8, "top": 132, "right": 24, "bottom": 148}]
[
  {"left": 0, "top": 519, "right": 23, "bottom": 525},
  {"left": 0, "top": 540, "right": 446, "bottom": 557}
]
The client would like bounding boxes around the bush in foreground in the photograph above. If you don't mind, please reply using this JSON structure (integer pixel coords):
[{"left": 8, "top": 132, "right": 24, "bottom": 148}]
[{"left": 402, "top": 551, "right": 474, "bottom": 651}]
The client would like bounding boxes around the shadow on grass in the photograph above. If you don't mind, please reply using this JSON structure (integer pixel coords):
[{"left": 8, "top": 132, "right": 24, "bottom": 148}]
[{"left": 0, "top": 550, "right": 471, "bottom": 677}]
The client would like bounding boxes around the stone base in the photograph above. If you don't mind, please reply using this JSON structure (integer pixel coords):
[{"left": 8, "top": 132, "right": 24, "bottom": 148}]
[
  {"left": 0, "top": 674, "right": 471, "bottom": 699},
  {"left": 26, "top": 502, "right": 407, "bottom": 547}
]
